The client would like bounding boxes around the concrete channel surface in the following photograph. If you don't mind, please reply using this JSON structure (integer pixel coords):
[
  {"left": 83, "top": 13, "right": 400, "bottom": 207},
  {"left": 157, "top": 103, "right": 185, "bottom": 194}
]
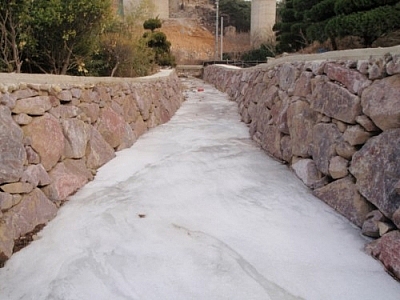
[{"left": 0, "top": 78, "right": 399, "bottom": 300}]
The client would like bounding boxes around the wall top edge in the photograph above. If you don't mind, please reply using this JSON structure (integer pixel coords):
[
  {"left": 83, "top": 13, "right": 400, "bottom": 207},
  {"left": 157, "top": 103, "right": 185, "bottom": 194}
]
[
  {"left": 271, "top": 46, "right": 400, "bottom": 63},
  {"left": 264, "top": 45, "right": 400, "bottom": 68},
  {"left": 210, "top": 45, "right": 400, "bottom": 71},
  {"left": 0, "top": 69, "right": 175, "bottom": 89}
]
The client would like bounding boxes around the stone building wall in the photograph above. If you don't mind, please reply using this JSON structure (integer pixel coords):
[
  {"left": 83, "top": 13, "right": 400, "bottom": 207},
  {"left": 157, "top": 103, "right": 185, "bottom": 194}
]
[
  {"left": 123, "top": 0, "right": 170, "bottom": 19},
  {"left": 203, "top": 49, "right": 400, "bottom": 280},
  {"left": 251, "top": 0, "right": 276, "bottom": 47},
  {"left": 0, "top": 70, "right": 183, "bottom": 264}
]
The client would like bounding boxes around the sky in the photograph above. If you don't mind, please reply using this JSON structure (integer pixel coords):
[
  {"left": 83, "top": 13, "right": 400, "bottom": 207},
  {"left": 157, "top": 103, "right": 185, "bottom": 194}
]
[{"left": 0, "top": 77, "right": 399, "bottom": 300}]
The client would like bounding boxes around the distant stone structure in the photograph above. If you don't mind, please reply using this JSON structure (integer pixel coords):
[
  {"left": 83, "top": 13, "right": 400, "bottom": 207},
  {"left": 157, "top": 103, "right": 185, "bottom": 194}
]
[
  {"left": 169, "top": 0, "right": 211, "bottom": 12},
  {"left": 122, "top": 0, "right": 170, "bottom": 19},
  {"left": 121, "top": 0, "right": 277, "bottom": 46},
  {"left": 251, "top": 0, "right": 276, "bottom": 46}
]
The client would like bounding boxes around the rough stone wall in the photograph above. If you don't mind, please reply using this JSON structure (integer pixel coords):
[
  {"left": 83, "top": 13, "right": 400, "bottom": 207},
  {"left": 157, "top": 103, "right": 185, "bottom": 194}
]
[
  {"left": 0, "top": 71, "right": 183, "bottom": 264},
  {"left": 203, "top": 51, "right": 400, "bottom": 280}
]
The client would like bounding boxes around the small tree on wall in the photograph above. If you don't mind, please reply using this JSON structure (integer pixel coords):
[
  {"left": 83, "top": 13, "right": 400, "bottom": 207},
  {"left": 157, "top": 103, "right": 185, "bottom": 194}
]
[
  {"left": 143, "top": 17, "right": 162, "bottom": 32},
  {"left": 142, "top": 18, "right": 176, "bottom": 67}
]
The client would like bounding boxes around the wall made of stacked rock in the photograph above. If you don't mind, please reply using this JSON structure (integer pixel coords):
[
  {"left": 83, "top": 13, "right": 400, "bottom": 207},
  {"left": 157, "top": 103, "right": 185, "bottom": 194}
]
[
  {"left": 204, "top": 52, "right": 400, "bottom": 280},
  {"left": 0, "top": 71, "right": 183, "bottom": 264}
]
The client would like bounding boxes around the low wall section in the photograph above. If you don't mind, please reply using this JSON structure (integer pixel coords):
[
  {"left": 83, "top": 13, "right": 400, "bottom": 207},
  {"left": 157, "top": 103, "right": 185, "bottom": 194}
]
[
  {"left": 0, "top": 70, "right": 184, "bottom": 264},
  {"left": 203, "top": 46, "right": 400, "bottom": 279}
]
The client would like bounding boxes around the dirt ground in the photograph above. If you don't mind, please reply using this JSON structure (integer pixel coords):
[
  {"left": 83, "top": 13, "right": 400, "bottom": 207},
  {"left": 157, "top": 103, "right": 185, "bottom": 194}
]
[{"left": 162, "top": 18, "right": 252, "bottom": 64}]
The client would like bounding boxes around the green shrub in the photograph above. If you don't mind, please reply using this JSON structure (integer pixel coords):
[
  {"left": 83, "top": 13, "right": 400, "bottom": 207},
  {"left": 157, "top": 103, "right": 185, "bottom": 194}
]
[{"left": 143, "top": 17, "right": 162, "bottom": 32}]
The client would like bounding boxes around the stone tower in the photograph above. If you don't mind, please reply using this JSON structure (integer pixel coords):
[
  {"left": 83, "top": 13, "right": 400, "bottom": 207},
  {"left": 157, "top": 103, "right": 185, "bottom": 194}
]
[
  {"left": 251, "top": 0, "right": 276, "bottom": 46},
  {"left": 123, "top": 0, "right": 170, "bottom": 19},
  {"left": 153, "top": 0, "right": 170, "bottom": 19}
]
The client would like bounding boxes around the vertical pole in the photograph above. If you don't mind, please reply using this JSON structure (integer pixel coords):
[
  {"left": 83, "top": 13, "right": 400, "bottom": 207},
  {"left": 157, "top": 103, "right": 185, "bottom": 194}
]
[
  {"left": 118, "top": 0, "right": 124, "bottom": 18},
  {"left": 215, "top": 0, "right": 219, "bottom": 61},
  {"left": 220, "top": 16, "right": 223, "bottom": 60}
]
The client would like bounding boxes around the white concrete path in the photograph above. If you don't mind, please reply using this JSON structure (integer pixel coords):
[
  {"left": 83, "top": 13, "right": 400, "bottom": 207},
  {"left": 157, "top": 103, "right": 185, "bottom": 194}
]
[{"left": 0, "top": 78, "right": 399, "bottom": 300}]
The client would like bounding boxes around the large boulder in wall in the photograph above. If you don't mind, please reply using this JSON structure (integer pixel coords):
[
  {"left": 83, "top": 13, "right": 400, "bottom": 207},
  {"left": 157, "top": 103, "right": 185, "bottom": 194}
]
[
  {"left": 96, "top": 106, "right": 127, "bottom": 149},
  {"left": 287, "top": 100, "right": 318, "bottom": 158},
  {"left": 361, "top": 75, "right": 400, "bottom": 131},
  {"left": 0, "top": 106, "right": 26, "bottom": 184},
  {"left": 42, "top": 159, "right": 92, "bottom": 201},
  {"left": 61, "top": 119, "right": 91, "bottom": 159},
  {"left": 310, "top": 123, "right": 342, "bottom": 175},
  {"left": 23, "top": 113, "right": 64, "bottom": 171},
  {"left": 366, "top": 230, "right": 400, "bottom": 280},
  {"left": 311, "top": 77, "right": 362, "bottom": 124},
  {"left": 85, "top": 127, "right": 115, "bottom": 170},
  {"left": 0, "top": 188, "right": 57, "bottom": 262},
  {"left": 313, "top": 176, "right": 374, "bottom": 227},
  {"left": 350, "top": 129, "right": 400, "bottom": 219},
  {"left": 260, "top": 125, "right": 283, "bottom": 160}
]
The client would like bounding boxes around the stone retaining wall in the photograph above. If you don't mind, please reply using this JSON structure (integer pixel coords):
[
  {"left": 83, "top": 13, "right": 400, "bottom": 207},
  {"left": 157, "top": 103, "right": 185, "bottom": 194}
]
[
  {"left": 0, "top": 70, "right": 184, "bottom": 264},
  {"left": 203, "top": 48, "right": 400, "bottom": 280}
]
